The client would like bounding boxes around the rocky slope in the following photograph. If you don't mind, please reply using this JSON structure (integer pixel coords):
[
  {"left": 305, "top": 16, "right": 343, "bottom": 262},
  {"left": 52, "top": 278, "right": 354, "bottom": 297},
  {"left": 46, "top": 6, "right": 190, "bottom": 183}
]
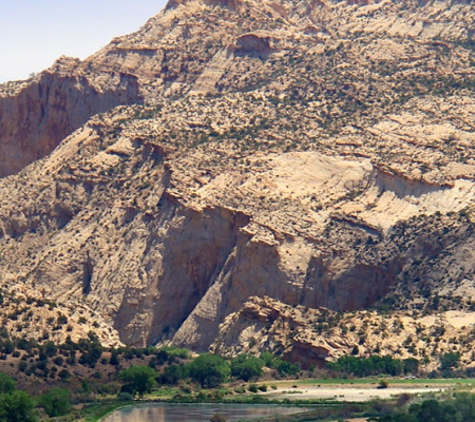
[{"left": 1, "top": 0, "right": 475, "bottom": 367}]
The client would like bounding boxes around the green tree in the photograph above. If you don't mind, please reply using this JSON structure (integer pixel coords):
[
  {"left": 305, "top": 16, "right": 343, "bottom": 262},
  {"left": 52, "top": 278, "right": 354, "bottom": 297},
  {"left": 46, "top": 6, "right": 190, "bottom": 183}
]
[
  {"left": 38, "top": 387, "right": 71, "bottom": 417},
  {"left": 58, "top": 369, "right": 71, "bottom": 380},
  {"left": 154, "top": 349, "right": 169, "bottom": 365},
  {"left": 259, "top": 352, "right": 299, "bottom": 376},
  {"left": 119, "top": 366, "right": 157, "bottom": 397},
  {"left": 409, "top": 399, "right": 459, "bottom": 422},
  {"left": 187, "top": 354, "right": 230, "bottom": 388},
  {"left": 231, "top": 354, "right": 264, "bottom": 382},
  {"left": 450, "top": 392, "right": 475, "bottom": 421},
  {"left": 79, "top": 343, "right": 102, "bottom": 368},
  {"left": 369, "top": 394, "right": 475, "bottom": 422},
  {"left": 0, "top": 341, "right": 14, "bottom": 355},
  {"left": 109, "top": 349, "right": 119, "bottom": 366},
  {"left": 0, "top": 373, "right": 16, "bottom": 394},
  {"left": 260, "top": 352, "right": 278, "bottom": 368},
  {"left": 328, "top": 355, "right": 410, "bottom": 377},
  {"left": 78, "top": 331, "right": 103, "bottom": 368},
  {"left": 276, "top": 360, "right": 299, "bottom": 376},
  {"left": 43, "top": 341, "right": 57, "bottom": 358},
  {"left": 0, "top": 391, "right": 37, "bottom": 422},
  {"left": 403, "top": 358, "right": 419, "bottom": 374},
  {"left": 159, "top": 364, "right": 186, "bottom": 385},
  {"left": 439, "top": 352, "right": 460, "bottom": 371}
]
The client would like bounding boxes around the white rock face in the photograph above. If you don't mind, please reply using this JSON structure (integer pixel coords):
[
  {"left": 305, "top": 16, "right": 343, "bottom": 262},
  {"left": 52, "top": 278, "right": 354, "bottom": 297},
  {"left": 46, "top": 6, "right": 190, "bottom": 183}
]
[{"left": 0, "top": 0, "right": 475, "bottom": 366}]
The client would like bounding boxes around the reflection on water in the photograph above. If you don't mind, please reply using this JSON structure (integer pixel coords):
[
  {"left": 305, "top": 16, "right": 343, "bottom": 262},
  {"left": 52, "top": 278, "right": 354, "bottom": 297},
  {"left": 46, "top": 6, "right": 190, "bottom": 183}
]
[{"left": 103, "top": 403, "right": 307, "bottom": 422}]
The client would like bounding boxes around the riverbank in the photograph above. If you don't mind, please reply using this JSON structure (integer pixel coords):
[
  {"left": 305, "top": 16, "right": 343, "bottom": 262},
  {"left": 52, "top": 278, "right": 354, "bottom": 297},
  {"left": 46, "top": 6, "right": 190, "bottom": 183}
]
[
  {"left": 90, "top": 378, "right": 472, "bottom": 421},
  {"left": 263, "top": 385, "right": 445, "bottom": 401}
]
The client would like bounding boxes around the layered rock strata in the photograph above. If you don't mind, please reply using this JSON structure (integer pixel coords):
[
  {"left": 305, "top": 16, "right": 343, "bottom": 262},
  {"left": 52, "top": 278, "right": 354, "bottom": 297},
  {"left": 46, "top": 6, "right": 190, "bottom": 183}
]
[{"left": 0, "top": 0, "right": 475, "bottom": 367}]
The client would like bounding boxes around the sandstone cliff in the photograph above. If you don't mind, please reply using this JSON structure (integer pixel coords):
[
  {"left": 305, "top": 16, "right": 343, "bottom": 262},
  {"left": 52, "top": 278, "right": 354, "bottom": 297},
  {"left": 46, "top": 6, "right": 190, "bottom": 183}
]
[{"left": 1, "top": 0, "right": 475, "bottom": 367}]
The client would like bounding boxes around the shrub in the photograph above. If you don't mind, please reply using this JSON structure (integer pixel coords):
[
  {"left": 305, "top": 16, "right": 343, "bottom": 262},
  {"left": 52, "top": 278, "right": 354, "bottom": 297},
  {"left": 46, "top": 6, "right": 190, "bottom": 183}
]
[
  {"left": 58, "top": 369, "right": 71, "bottom": 380},
  {"left": 18, "top": 362, "right": 27, "bottom": 373},
  {"left": 117, "top": 392, "right": 133, "bottom": 401},
  {"left": 56, "top": 315, "right": 68, "bottom": 325},
  {"left": 38, "top": 387, "right": 71, "bottom": 417},
  {"left": 248, "top": 384, "right": 258, "bottom": 393},
  {"left": 53, "top": 356, "right": 64, "bottom": 366},
  {"left": 276, "top": 360, "right": 299, "bottom": 376},
  {"left": 231, "top": 354, "right": 264, "bottom": 382},
  {"left": 162, "top": 347, "right": 190, "bottom": 360}
]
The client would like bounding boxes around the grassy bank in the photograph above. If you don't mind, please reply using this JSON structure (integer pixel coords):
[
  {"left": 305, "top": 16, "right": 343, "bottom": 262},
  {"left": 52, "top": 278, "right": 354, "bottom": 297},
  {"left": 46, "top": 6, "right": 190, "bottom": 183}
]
[{"left": 271, "top": 377, "right": 475, "bottom": 387}]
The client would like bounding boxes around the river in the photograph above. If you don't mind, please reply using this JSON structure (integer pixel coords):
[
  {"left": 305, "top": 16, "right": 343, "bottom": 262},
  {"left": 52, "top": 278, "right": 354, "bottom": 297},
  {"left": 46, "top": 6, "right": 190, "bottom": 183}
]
[{"left": 102, "top": 403, "right": 308, "bottom": 421}]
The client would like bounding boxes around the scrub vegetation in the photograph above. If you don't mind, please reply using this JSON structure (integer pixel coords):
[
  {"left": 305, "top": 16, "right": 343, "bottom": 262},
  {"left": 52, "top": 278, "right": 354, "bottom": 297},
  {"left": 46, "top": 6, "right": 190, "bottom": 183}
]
[{"left": 0, "top": 333, "right": 472, "bottom": 421}]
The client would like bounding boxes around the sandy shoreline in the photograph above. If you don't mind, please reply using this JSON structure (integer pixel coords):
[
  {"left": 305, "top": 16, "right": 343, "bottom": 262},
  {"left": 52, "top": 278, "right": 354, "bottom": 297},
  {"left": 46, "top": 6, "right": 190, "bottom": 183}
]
[{"left": 264, "top": 385, "right": 446, "bottom": 402}]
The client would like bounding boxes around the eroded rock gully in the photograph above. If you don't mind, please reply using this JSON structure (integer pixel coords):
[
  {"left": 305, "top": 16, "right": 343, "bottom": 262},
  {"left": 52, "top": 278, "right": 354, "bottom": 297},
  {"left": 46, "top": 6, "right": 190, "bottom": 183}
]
[{"left": 1, "top": 0, "right": 475, "bottom": 366}]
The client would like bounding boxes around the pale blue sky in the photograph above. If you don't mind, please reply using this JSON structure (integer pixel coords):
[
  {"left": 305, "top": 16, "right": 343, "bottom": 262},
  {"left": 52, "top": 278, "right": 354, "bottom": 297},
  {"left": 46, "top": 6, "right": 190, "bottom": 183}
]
[{"left": 0, "top": 0, "right": 168, "bottom": 82}]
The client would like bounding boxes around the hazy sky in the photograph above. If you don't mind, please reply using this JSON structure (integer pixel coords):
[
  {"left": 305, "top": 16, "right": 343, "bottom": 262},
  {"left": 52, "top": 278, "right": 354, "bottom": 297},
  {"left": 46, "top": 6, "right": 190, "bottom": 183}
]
[{"left": 0, "top": 0, "right": 168, "bottom": 83}]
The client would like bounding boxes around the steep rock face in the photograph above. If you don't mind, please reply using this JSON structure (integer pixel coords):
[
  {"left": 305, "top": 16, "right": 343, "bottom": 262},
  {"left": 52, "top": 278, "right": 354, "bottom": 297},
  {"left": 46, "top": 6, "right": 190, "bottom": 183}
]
[
  {"left": 303, "top": 258, "right": 398, "bottom": 311},
  {"left": 112, "top": 197, "right": 251, "bottom": 346},
  {"left": 1, "top": 0, "right": 475, "bottom": 365},
  {"left": 172, "top": 228, "right": 301, "bottom": 350},
  {"left": 0, "top": 60, "right": 141, "bottom": 177},
  {"left": 2, "top": 99, "right": 474, "bottom": 351}
]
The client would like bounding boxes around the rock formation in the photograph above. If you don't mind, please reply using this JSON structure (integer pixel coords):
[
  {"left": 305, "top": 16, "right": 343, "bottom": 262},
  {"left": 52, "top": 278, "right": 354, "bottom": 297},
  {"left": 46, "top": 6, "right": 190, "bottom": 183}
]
[{"left": 1, "top": 0, "right": 475, "bottom": 367}]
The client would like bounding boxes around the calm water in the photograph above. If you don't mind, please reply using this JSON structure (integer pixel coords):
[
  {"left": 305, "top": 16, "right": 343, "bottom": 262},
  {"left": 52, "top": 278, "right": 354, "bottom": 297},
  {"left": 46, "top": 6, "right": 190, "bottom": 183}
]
[{"left": 102, "top": 403, "right": 308, "bottom": 422}]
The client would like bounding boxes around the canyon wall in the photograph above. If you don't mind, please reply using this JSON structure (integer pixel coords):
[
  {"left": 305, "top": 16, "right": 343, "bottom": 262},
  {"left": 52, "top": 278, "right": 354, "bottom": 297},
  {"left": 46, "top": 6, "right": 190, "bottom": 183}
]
[
  {"left": 0, "top": 67, "right": 141, "bottom": 177},
  {"left": 0, "top": 0, "right": 475, "bottom": 365}
]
